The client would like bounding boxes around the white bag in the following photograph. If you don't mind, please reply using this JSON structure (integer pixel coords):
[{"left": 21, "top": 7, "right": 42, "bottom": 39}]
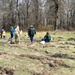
[{"left": 40, "top": 41, "right": 45, "bottom": 44}]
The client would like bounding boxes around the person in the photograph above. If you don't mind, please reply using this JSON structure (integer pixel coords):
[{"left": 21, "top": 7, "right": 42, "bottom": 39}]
[
  {"left": 2, "top": 29, "right": 6, "bottom": 38},
  {"left": 0, "top": 29, "right": 3, "bottom": 38},
  {"left": 19, "top": 30, "right": 23, "bottom": 39},
  {"left": 10, "top": 26, "right": 15, "bottom": 43},
  {"left": 15, "top": 25, "right": 20, "bottom": 44},
  {"left": 28, "top": 25, "right": 36, "bottom": 42},
  {"left": 43, "top": 32, "right": 51, "bottom": 42}
]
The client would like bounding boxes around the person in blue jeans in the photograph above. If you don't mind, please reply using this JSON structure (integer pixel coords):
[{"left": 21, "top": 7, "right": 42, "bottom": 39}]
[
  {"left": 10, "top": 26, "right": 15, "bottom": 43},
  {"left": 28, "top": 25, "right": 36, "bottom": 42},
  {"left": 43, "top": 32, "right": 51, "bottom": 42}
]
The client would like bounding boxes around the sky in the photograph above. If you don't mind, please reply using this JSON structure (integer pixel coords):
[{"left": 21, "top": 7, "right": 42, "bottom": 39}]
[
  {"left": 19, "top": 0, "right": 22, "bottom": 2},
  {"left": 18, "top": 0, "right": 22, "bottom": 4}
]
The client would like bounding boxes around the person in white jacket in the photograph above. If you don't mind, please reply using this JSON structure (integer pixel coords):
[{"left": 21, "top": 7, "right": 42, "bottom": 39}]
[{"left": 15, "top": 25, "right": 20, "bottom": 44}]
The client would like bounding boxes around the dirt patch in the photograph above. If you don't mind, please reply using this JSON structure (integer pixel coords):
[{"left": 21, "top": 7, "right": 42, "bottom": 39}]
[
  {"left": 19, "top": 54, "right": 70, "bottom": 68},
  {"left": 19, "top": 54, "right": 47, "bottom": 60},
  {"left": 0, "top": 52, "right": 7, "bottom": 55},
  {"left": 57, "top": 37, "right": 64, "bottom": 41},
  {"left": 45, "top": 51, "right": 51, "bottom": 54},
  {"left": 65, "top": 42, "right": 75, "bottom": 45},
  {"left": 29, "top": 69, "right": 53, "bottom": 75},
  {"left": 67, "top": 38, "right": 75, "bottom": 41},
  {"left": 29, "top": 70, "right": 41, "bottom": 75},
  {"left": 52, "top": 53, "right": 75, "bottom": 60},
  {"left": 58, "top": 37, "right": 64, "bottom": 39},
  {"left": 58, "top": 46, "right": 69, "bottom": 49},
  {"left": 0, "top": 51, "right": 16, "bottom": 60},
  {"left": 48, "top": 60, "right": 70, "bottom": 68},
  {"left": 43, "top": 45, "right": 56, "bottom": 48},
  {"left": 0, "top": 42, "right": 6, "bottom": 46},
  {"left": 0, "top": 66, "right": 15, "bottom": 75},
  {"left": 27, "top": 46, "right": 38, "bottom": 51}
]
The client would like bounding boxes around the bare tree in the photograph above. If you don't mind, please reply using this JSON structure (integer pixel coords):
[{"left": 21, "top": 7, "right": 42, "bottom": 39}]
[{"left": 0, "top": 0, "right": 75, "bottom": 31}]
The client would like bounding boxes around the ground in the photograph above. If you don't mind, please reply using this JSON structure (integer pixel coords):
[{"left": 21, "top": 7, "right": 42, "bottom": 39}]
[{"left": 0, "top": 31, "right": 75, "bottom": 75}]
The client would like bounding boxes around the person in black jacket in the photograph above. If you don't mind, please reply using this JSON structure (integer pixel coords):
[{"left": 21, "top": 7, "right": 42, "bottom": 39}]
[{"left": 28, "top": 25, "right": 36, "bottom": 42}]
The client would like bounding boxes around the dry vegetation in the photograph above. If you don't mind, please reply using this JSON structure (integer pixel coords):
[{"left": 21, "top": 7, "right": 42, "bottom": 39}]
[{"left": 0, "top": 31, "right": 75, "bottom": 75}]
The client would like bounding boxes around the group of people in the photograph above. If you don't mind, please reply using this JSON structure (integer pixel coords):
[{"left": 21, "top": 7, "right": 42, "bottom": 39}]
[
  {"left": 0, "top": 25, "right": 51, "bottom": 44},
  {"left": 10, "top": 25, "right": 20, "bottom": 44},
  {"left": 28, "top": 25, "right": 51, "bottom": 43}
]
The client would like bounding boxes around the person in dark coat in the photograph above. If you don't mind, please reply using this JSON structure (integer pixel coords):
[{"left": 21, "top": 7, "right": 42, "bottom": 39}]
[
  {"left": 28, "top": 25, "right": 36, "bottom": 42},
  {"left": 43, "top": 32, "right": 51, "bottom": 42},
  {"left": 0, "top": 29, "right": 3, "bottom": 38},
  {"left": 10, "top": 26, "right": 15, "bottom": 43}
]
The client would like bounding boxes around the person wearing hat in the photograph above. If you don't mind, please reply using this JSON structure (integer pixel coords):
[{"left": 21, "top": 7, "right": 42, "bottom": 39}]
[{"left": 28, "top": 25, "right": 36, "bottom": 42}]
